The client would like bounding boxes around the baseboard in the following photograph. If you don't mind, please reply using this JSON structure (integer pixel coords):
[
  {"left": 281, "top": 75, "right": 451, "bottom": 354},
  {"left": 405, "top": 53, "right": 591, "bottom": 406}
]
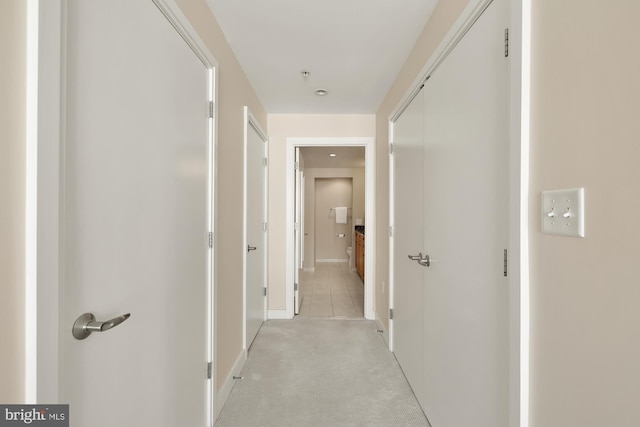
[
  {"left": 214, "top": 349, "right": 246, "bottom": 420},
  {"left": 315, "top": 258, "right": 348, "bottom": 263},
  {"left": 375, "top": 311, "right": 390, "bottom": 350},
  {"left": 267, "top": 309, "right": 292, "bottom": 320}
]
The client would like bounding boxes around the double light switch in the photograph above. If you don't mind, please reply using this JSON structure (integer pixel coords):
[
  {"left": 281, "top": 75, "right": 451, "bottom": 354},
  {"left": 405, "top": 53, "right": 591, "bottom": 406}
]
[{"left": 541, "top": 188, "right": 585, "bottom": 237}]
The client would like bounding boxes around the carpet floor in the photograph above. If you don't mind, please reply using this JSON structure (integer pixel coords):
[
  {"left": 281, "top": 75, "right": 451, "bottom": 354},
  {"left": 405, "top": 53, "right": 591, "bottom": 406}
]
[{"left": 214, "top": 318, "right": 429, "bottom": 427}]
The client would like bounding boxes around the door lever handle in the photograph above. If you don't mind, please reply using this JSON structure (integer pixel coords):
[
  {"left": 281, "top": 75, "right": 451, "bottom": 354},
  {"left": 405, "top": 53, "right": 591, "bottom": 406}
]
[
  {"left": 408, "top": 252, "right": 423, "bottom": 261},
  {"left": 247, "top": 245, "right": 257, "bottom": 252},
  {"left": 418, "top": 254, "right": 431, "bottom": 267},
  {"left": 72, "top": 312, "right": 131, "bottom": 340},
  {"left": 408, "top": 252, "right": 431, "bottom": 267}
]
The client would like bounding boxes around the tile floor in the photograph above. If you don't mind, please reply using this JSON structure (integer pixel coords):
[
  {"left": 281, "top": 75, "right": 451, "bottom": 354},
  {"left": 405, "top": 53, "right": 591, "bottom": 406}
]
[{"left": 298, "top": 261, "right": 364, "bottom": 318}]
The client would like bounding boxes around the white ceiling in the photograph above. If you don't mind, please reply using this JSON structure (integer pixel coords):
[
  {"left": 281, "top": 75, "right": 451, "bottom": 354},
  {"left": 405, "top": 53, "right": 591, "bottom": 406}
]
[
  {"left": 206, "top": 0, "right": 439, "bottom": 114},
  {"left": 300, "top": 146, "right": 365, "bottom": 168}
]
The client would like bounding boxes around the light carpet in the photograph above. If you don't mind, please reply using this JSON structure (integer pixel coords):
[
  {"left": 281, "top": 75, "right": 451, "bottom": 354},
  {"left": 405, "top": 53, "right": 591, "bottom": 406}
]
[{"left": 214, "top": 318, "right": 429, "bottom": 426}]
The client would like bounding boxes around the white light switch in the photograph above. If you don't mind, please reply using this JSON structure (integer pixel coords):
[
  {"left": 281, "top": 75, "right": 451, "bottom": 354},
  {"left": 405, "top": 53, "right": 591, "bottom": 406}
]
[{"left": 541, "top": 188, "right": 584, "bottom": 237}]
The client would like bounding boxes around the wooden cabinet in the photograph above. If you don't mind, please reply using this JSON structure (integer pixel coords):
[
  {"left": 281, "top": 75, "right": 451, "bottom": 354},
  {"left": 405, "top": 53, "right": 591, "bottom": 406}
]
[{"left": 355, "top": 231, "right": 365, "bottom": 280}]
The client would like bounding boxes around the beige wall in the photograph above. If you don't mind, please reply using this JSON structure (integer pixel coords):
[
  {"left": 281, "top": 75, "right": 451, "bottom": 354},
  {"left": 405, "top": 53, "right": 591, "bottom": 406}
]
[
  {"left": 529, "top": 1, "right": 640, "bottom": 425},
  {"left": 313, "top": 178, "right": 353, "bottom": 261},
  {"left": 303, "top": 169, "right": 365, "bottom": 268},
  {"left": 267, "top": 114, "right": 375, "bottom": 310},
  {"left": 374, "top": 0, "right": 470, "bottom": 330},
  {"left": 175, "top": 0, "right": 267, "bottom": 391},
  {"left": 0, "top": 0, "right": 26, "bottom": 404}
]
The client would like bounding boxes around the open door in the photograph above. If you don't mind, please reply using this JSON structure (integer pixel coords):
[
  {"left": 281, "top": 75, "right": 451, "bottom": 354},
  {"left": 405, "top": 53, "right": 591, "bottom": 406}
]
[
  {"left": 294, "top": 147, "right": 302, "bottom": 314},
  {"left": 56, "top": 1, "right": 214, "bottom": 425}
]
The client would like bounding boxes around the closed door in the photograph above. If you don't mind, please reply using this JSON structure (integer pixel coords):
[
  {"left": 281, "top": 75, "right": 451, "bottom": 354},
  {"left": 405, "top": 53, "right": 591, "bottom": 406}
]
[
  {"left": 60, "top": 1, "right": 211, "bottom": 426},
  {"left": 392, "top": 0, "right": 509, "bottom": 424},
  {"left": 392, "top": 88, "right": 426, "bottom": 404},
  {"left": 244, "top": 111, "right": 267, "bottom": 349},
  {"left": 422, "top": 1, "right": 509, "bottom": 425}
]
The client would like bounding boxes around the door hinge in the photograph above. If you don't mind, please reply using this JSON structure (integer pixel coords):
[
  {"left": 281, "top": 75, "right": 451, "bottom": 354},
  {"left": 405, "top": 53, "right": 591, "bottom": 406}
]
[
  {"left": 503, "top": 249, "right": 508, "bottom": 277},
  {"left": 389, "top": 143, "right": 395, "bottom": 155},
  {"left": 208, "top": 101, "right": 214, "bottom": 118},
  {"left": 263, "top": 157, "right": 268, "bottom": 167},
  {"left": 207, "top": 361, "right": 212, "bottom": 379},
  {"left": 263, "top": 287, "right": 267, "bottom": 297},
  {"left": 208, "top": 232, "right": 213, "bottom": 248},
  {"left": 263, "top": 222, "right": 268, "bottom": 232},
  {"left": 294, "top": 161, "right": 299, "bottom": 170},
  {"left": 389, "top": 226, "right": 394, "bottom": 238},
  {"left": 389, "top": 308, "right": 394, "bottom": 320},
  {"left": 504, "top": 28, "right": 509, "bottom": 57},
  {"left": 294, "top": 282, "right": 299, "bottom": 291}
]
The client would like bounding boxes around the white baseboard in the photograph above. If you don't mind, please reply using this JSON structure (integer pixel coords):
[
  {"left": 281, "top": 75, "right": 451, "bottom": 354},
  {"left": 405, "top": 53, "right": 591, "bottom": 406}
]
[
  {"left": 267, "top": 309, "right": 292, "bottom": 320},
  {"left": 375, "top": 311, "right": 390, "bottom": 350},
  {"left": 315, "top": 258, "right": 348, "bottom": 263},
  {"left": 214, "top": 349, "right": 246, "bottom": 420}
]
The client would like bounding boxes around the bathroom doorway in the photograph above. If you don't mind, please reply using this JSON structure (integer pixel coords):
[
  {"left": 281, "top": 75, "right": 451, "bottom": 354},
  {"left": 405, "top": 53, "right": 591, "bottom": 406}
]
[
  {"left": 296, "top": 176, "right": 364, "bottom": 318},
  {"left": 285, "top": 137, "right": 374, "bottom": 320}
]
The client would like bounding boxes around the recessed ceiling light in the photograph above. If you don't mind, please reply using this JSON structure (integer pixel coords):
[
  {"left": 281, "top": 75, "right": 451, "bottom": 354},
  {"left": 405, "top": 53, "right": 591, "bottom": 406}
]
[
  {"left": 314, "top": 88, "right": 328, "bottom": 96},
  {"left": 329, "top": 153, "right": 337, "bottom": 157},
  {"left": 301, "top": 70, "right": 310, "bottom": 78}
]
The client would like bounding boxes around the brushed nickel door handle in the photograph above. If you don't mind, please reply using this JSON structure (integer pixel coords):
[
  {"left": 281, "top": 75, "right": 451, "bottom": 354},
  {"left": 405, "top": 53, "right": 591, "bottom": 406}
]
[
  {"left": 408, "top": 252, "right": 430, "bottom": 267},
  {"left": 72, "top": 312, "right": 131, "bottom": 340}
]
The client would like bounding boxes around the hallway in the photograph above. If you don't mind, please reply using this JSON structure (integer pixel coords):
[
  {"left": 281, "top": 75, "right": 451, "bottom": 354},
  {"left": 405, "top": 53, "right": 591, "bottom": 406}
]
[
  {"left": 298, "top": 262, "right": 365, "bottom": 318},
  {"left": 215, "top": 318, "right": 428, "bottom": 426}
]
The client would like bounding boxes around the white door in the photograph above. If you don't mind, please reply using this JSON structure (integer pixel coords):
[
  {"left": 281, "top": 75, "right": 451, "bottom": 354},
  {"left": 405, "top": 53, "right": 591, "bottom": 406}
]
[
  {"left": 300, "top": 172, "right": 305, "bottom": 268},
  {"left": 391, "top": 89, "right": 426, "bottom": 404},
  {"left": 294, "top": 147, "right": 302, "bottom": 314},
  {"left": 421, "top": 1, "right": 509, "bottom": 424},
  {"left": 244, "top": 111, "right": 267, "bottom": 349},
  {"left": 60, "top": 1, "right": 211, "bottom": 426}
]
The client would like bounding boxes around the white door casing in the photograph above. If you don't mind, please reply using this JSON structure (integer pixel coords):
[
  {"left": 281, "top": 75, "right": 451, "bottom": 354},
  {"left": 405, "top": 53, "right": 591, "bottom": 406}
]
[
  {"left": 32, "top": 0, "right": 217, "bottom": 425},
  {"left": 283, "top": 137, "right": 376, "bottom": 320},
  {"left": 294, "top": 147, "right": 302, "bottom": 314},
  {"left": 243, "top": 107, "right": 268, "bottom": 350}
]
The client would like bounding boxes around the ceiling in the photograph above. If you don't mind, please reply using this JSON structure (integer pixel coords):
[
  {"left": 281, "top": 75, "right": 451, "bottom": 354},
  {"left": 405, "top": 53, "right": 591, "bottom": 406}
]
[
  {"left": 206, "top": 0, "right": 439, "bottom": 114},
  {"left": 300, "top": 147, "right": 365, "bottom": 169}
]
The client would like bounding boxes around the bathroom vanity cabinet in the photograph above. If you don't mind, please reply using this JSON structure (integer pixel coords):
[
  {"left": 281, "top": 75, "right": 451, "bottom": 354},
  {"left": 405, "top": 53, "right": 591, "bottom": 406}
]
[{"left": 355, "top": 229, "right": 365, "bottom": 281}]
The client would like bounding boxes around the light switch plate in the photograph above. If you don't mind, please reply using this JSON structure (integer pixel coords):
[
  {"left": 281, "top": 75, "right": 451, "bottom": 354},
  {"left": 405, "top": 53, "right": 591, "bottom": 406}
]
[{"left": 541, "top": 188, "right": 585, "bottom": 237}]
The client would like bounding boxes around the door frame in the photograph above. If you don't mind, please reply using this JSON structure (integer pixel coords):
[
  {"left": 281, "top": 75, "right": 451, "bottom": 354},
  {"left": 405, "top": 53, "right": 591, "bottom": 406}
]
[
  {"left": 387, "top": 0, "right": 529, "bottom": 426},
  {"left": 242, "top": 106, "right": 268, "bottom": 350},
  {"left": 28, "top": 0, "right": 219, "bottom": 421},
  {"left": 283, "top": 137, "right": 376, "bottom": 320}
]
